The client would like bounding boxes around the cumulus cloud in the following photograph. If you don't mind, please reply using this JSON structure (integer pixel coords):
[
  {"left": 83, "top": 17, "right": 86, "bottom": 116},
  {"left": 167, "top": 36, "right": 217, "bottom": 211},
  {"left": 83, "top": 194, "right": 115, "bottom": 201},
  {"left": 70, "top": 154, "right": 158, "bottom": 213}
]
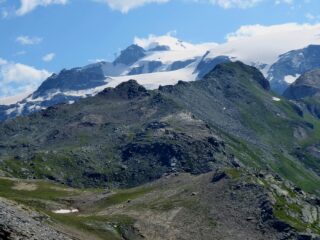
[
  {"left": 16, "top": 0, "right": 68, "bottom": 16},
  {"left": 275, "top": 0, "right": 293, "bottom": 5},
  {"left": 0, "top": 59, "right": 51, "bottom": 98},
  {"left": 95, "top": 0, "right": 265, "bottom": 12},
  {"left": 207, "top": 0, "right": 263, "bottom": 9},
  {"left": 42, "top": 53, "right": 56, "bottom": 62},
  {"left": 16, "top": 35, "right": 42, "bottom": 45},
  {"left": 94, "top": 0, "right": 169, "bottom": 13},
  {"left": 0, "top": 58, "right": 7, "bottom": 65},
  {"left": 306, "top": 12, "right": 320, "bottom": 21}
]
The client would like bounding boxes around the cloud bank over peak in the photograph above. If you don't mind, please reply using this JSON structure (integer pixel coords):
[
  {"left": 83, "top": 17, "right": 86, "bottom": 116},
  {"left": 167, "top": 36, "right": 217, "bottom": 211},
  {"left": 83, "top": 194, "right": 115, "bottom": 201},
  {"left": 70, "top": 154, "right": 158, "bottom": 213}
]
[
  {"left": 214, "top": 23, "right": 320, "bottom": 64},
  {"left": 134, "top": 32, "right": 218, "bottom": 51},
  {"left": 134, "top": 22, "right": 320, "bottom": 66}
]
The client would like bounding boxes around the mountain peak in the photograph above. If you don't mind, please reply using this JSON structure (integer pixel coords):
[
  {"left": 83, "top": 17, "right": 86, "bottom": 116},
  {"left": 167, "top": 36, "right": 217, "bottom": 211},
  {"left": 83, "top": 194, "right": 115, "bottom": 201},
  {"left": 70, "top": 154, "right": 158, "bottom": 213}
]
[
  {"left": 135, "top": 35, "right": 195, "bottom": 51},
  {"left": 100, "top": 79, "right": 149, "bottom": 99},
  {"left": 207, "top": 61, "right": 270, "bottom": 90},
  {"left": 113, "top": 44, "right": 146, "bottom": 66}
]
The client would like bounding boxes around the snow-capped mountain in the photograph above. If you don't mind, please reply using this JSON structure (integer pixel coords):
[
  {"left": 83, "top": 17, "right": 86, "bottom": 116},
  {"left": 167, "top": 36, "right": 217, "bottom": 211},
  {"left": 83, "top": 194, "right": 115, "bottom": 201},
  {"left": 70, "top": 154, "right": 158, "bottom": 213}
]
[
  {"left": 0, "top": 37, "right": 222, "bottom": 121},
  {"left": 1, "top": 34, "right": 320, "bottom": 121}
]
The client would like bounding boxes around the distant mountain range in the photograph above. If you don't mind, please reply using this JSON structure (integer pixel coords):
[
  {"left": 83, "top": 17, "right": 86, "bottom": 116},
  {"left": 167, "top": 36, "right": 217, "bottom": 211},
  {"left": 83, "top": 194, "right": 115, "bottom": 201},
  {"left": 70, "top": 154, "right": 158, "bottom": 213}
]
[{"left": 1, "top": 36, "right": 320, "bottom": 121}]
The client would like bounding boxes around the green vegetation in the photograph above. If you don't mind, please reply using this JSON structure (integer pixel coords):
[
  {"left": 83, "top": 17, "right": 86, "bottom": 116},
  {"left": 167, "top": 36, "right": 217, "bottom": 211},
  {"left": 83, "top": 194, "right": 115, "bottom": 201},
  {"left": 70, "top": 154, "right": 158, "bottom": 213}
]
[
  {"left": 273, "top": 193, "right": 320, "bottom": 234},
  {"left": 0, "top": 177, "right": 141, "bottom": 240},
  {"left": 48, "top": 214, "right": 134, "bottom": 240},
  {"left": 92, "top": 187, "right": 154, "bottom": 211},
  {"left": 0, "top": 178, "right": 80, "bottom": 201}
]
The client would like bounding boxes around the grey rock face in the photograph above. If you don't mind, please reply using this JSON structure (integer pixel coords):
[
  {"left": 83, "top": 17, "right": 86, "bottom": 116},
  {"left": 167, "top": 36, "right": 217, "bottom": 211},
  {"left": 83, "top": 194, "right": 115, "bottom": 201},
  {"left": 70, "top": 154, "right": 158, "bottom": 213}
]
[
  {"left": 195, "top": 53, "right": 231, "bottom": 79},
  {"left": 128, "top": 61, "right": 162, "bottom": 75},
  {"left": 113, "top": 44, "right": 146, "bottom": 66},
  {"left": 0, "top": 198, "right": 71, "bottom": 240},
  {"left": 170, "top": 59, "right": 196, "bottom": 71},
  {"left": 268, "top": 45, "right": 320, "bottom": 94},
  {"left": 283, "top": 68, "right": 320, "bottom": 100},
  {"left": 148, "top": 45, "right": 170, "bottom": 51},
  {"left": 34, "top": 63, "right": 106, "bottom": 97}
]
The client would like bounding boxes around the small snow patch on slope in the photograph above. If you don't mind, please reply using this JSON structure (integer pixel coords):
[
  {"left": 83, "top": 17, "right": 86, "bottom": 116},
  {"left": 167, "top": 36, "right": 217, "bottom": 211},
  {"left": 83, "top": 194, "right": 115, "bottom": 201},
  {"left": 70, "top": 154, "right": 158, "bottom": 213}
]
[
  {"left": 272, "top": 97, "right": 281, "bottom": 102},
  {"left": 53, "top": 209, "right": 79, "bottom": 214}
]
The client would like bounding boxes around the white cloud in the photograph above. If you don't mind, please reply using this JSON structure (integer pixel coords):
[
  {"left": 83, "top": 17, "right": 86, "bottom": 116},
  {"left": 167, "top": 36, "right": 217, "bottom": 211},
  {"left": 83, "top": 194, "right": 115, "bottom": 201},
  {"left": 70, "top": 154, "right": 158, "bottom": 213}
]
[
  {"left": 0, "top": 59, "right": 51, "bottom": 98},
  {"left": 95, "top": 0, "right": 266, "bottom": 12},
  {"left": 88, "top": 58, "right": 107, "bottom": 63},
  {"left": 94, "top": 0, "right": 169, "bottom": 13},
  {"left": 0, "top": 92, "right": 32, "bottom": 105},
  {"left": 1, "top": 9, "right": 8, "bottom": 18},
  {"left": 16, "top": 35, "right": 42, "bottom": 45},
  {"left": 131, "top": 23, "right": 320, "bottom": 67},
  {"left": 16, "top": 0, "right": 68, "bottom": 16},
  {"left": 0, "top": 58, "right": 7, "bottom": 65},
  {"left": 11, "top": 0, "right": 295, "bottom": 15},
  {"left": 207, "top": 0, "right": 263, "bottom": 9},
  {"left": 42, "top": 53, "right": 56, "bottom": 62},
  {"left": 306, "top": 12, "right": 320, "bottom": 21},
  {"left": 13, "top": 51, "right": 27, "bottom": 56},
  {"left": 134, "top": 31, "right": 197, "bottom": 50},
  {"left": 275, "top": 0, "right": 293, "bottom": 5}
]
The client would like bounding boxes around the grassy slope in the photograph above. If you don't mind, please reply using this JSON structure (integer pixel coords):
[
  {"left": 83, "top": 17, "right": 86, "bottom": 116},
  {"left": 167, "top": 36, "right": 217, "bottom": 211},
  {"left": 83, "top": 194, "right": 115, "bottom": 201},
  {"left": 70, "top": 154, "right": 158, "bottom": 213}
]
[
  {"left": 1, "top": 168, "right": 319, "bottom": 239},
  {"left": 161, "top": 62, "right": 320, "bottom": 195},
  {"left": 0, "top": 177, "right": 149, "bottom": 240}
]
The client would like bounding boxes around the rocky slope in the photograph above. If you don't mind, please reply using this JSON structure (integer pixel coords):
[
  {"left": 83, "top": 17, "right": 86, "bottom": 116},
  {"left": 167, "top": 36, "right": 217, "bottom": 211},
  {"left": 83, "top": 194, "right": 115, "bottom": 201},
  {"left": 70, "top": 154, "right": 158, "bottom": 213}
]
[
  {"left": 268, "top": 45, "right": 320, "bottom": 94},
  {"left": 1, "top": 62, "right": 320, "bottom": 239},
  {"left": 0, "top": 197, "right": 71, "bottom": 239},
  {"left": 0, "top": 170, "right": 319, "bottom": 240},
  {"left": 0, "top": 62, "right": 319, "bottom": 190}
]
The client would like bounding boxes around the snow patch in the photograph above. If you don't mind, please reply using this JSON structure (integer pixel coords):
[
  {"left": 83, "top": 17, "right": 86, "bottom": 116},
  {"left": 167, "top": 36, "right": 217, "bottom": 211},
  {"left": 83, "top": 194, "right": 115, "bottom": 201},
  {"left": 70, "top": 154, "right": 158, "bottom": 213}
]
[
  {"left": 284, "top": 74, "right": 301, "bottom": 84},
  {"left": 53, "top": 209, "right": 79, "bottom": 214},
  {"left": 272, "top": 97, "right": 281, "bottom": 102},
  {"left": 106, "top": 66, "right": 197, "bottom": 90}
]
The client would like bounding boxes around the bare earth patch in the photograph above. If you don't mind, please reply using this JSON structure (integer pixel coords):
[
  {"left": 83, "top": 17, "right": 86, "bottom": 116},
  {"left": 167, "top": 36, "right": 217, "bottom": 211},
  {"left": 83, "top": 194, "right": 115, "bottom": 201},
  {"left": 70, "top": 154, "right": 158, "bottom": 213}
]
[{"left": 12, "top": 182, "right": 38, "bottom": 191}]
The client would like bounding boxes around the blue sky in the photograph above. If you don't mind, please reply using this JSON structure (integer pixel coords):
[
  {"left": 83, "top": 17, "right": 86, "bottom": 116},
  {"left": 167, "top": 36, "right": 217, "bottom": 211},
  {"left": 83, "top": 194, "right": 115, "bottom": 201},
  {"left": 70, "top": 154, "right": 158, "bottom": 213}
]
[{"left": 0, "top": 0, "right": 320, "bottom": 98}]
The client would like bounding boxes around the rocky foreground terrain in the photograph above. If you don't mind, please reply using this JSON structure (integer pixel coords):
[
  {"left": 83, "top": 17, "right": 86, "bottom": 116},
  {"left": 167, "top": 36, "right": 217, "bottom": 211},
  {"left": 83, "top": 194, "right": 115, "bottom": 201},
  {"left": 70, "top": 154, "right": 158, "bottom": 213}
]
[
  {"left": 0, "top": 169, "right": 319, "bottom": 240},
  {"left": 0, "top": 197, "right": 71, "bottom": 239}
]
